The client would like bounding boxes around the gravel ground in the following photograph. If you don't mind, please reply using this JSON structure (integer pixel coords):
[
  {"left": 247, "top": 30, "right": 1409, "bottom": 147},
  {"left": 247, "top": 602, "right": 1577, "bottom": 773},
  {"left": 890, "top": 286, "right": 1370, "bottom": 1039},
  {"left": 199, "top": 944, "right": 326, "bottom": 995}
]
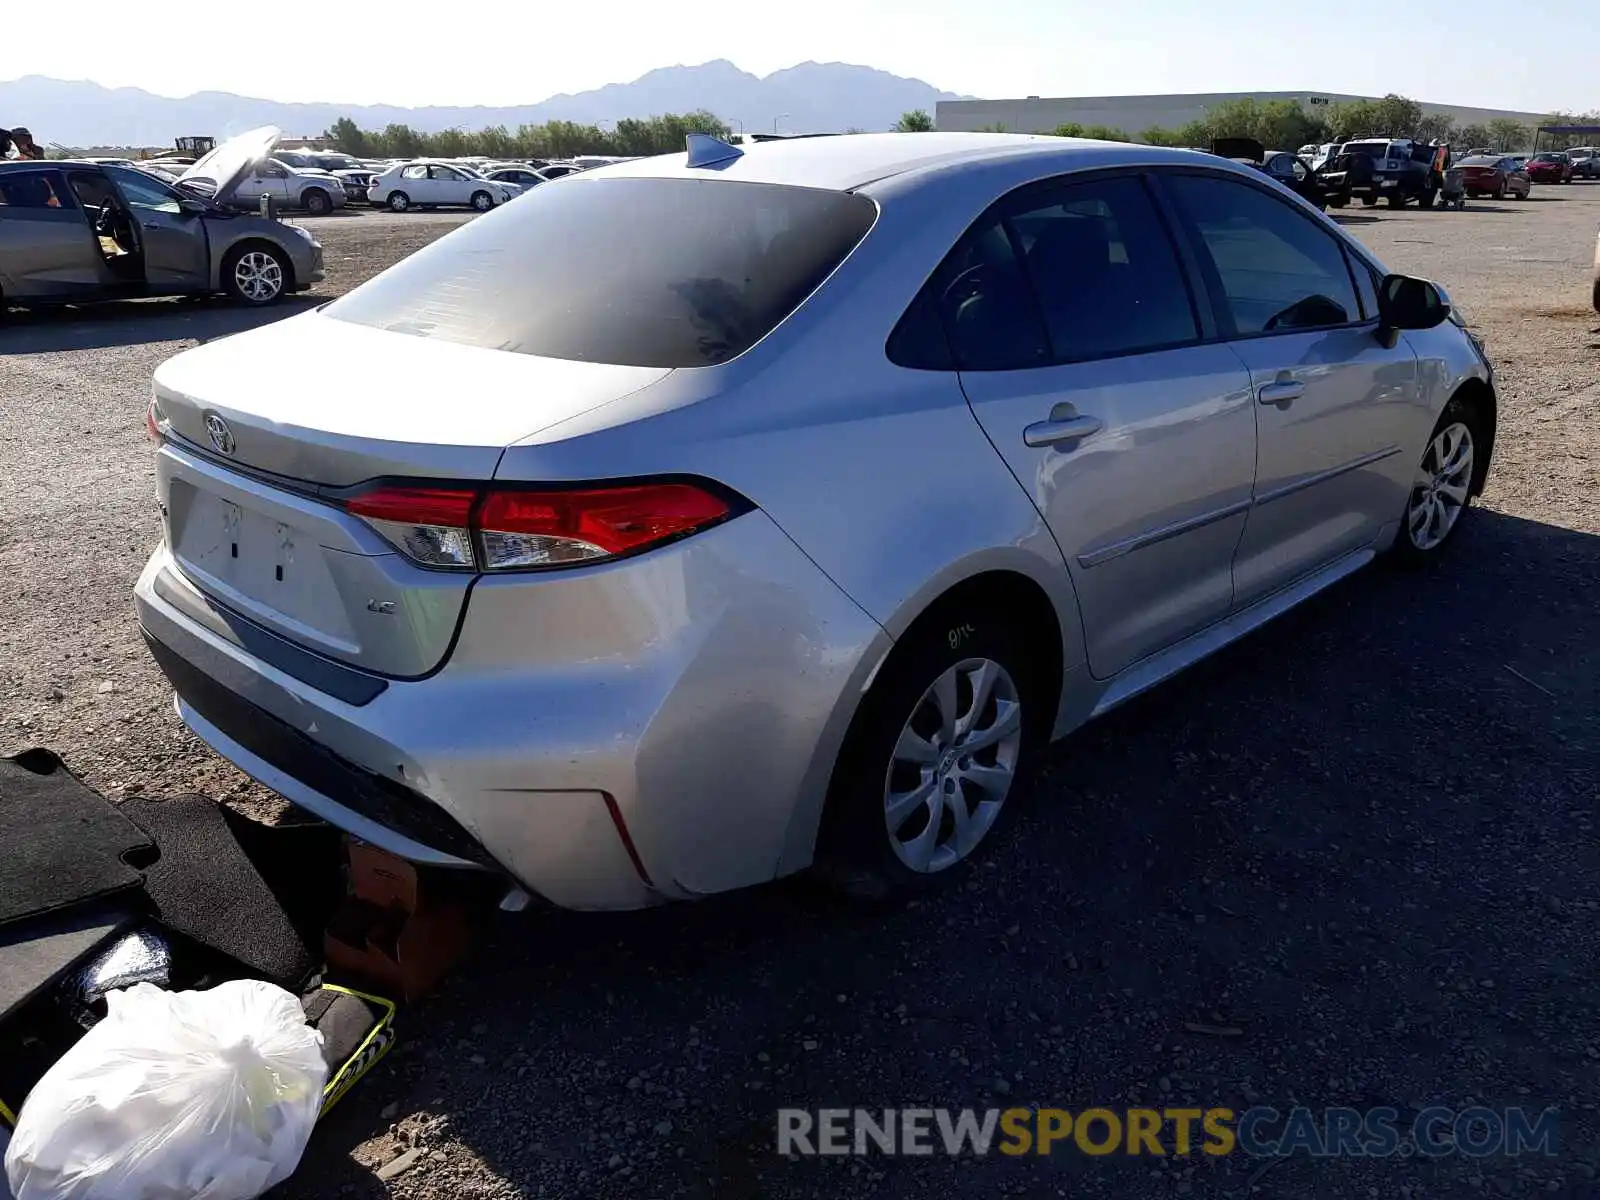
[{"left": 2, "top": 193, "right": 1598, "bottom": 1198}]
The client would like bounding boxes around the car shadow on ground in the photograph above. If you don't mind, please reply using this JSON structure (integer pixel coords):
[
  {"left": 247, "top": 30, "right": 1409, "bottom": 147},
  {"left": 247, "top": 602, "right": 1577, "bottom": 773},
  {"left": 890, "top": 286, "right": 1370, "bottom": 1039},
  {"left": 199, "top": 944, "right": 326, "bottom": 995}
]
[
  {"left": 297, "top": 506, "right": 1599, "bottom": 1199},
  {"left": 0, "top": 295, "right": 320, "bottom": 355}
]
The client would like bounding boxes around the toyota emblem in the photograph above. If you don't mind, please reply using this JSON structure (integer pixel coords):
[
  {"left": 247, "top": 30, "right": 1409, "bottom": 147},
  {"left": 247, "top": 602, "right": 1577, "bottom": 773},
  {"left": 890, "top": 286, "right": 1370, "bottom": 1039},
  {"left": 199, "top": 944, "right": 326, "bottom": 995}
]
[{"left": 203, "top": 412, "right": 237, "bottom": 457}]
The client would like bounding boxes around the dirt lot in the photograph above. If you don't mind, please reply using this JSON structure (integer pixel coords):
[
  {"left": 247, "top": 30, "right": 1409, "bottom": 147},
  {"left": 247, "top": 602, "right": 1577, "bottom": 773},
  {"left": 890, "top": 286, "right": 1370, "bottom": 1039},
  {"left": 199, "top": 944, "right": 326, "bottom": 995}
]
[{"left": 2, "top": 194, "right": 1597, "bottom": 1199}]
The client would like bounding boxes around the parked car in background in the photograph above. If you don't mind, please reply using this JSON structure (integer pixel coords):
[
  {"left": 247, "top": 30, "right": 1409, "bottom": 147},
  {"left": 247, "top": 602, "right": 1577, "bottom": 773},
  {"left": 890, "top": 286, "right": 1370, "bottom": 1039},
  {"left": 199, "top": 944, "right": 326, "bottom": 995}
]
[
  {"left": 366, "top": 161, "right": 521, "bottom": 212},
  {"left": 537, "top": 162, "right": 583, "bottom": 179},
  {"left": 484, "top": 166, "right": 547, "bottom": 190},
  {"left": 134, "top": 133, "right": 1496, "bottom": 912},
  {"left": 1297, "top": 142, "right": 1341, "bottom": 170},
  {"left": 1527, "top": 152, "right": 1574, "bottom": 184},
  {"left": 181, "top": 128, "right": 347, "bottom": 216},
  {"left": 276, "top": 150, "right": 376, "bottom": 204},
  {"left": 0, "top": 159, "right": 321, "bottom": 308},
  {"left": 1567, "top": 148, "right": 1599, "bottom": 179},
  {"left": 1457, "top": 155, "right": 1531, "bottom": 199},
  {"left": 1321, "top": 138, "right": 1444, "bottom": 208},
  {"left": 1211, "top": 138, "right": 1326, "bottom": 209}
]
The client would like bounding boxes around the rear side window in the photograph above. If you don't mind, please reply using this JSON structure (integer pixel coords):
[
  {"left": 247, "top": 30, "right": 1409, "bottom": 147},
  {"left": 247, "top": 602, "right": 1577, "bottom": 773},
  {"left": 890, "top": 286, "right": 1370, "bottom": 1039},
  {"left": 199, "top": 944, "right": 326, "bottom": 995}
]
[
  {"left": 0, "top": 171, "right": 72, "bottom": 210},
  {"left": 1167, "top": 174, "right": 1359, "bottom": 336},
  {"left": 327, "top": 177, "right": 877, "bottom": 367},
  {"left": 1007, "top": 176, "right": 1199, "bottom": 362}
]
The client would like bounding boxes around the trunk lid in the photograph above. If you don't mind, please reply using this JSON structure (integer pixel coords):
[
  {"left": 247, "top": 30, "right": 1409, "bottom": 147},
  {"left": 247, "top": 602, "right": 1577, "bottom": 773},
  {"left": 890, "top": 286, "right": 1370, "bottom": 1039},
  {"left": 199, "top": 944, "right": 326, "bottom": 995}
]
[{"left": 152, "top": 312, "right": 672, "bottom": 677}]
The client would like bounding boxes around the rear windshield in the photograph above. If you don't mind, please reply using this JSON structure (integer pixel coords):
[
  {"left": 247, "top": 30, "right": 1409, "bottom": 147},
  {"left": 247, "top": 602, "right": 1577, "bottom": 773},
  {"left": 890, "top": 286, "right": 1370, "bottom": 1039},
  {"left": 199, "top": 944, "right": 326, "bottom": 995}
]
[
  {"left": 326, "top": 176, "right": 878, "bottom": 367},
  {"left": 1343, "top": 142, "right": 1394, "bottom": 157}
]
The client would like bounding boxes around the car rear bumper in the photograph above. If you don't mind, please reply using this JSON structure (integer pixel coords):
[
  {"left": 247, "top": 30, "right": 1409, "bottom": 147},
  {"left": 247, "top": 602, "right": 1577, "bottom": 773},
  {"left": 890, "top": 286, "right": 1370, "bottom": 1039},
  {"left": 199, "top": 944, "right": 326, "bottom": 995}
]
[{"left": 134, "top": 513, "right": 889, "bottom": 910}]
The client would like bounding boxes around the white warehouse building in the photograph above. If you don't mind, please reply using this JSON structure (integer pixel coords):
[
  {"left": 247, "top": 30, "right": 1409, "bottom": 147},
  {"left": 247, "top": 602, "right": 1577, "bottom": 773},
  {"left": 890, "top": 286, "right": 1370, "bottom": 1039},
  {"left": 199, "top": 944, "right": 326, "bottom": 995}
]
[{"left": 935, "top": 91, "right": 1550, "bottom": 140}]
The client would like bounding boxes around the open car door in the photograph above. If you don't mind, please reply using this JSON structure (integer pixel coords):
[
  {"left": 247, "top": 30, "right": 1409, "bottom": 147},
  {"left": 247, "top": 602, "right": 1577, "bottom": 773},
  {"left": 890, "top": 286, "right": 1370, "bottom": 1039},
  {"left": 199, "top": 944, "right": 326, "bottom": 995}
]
[
  {"left": 103, "top": 166, "right": 208, "bottom": 291},
  {"left": 1210, "top": 136, "right": 1266, "bottom": 165}
]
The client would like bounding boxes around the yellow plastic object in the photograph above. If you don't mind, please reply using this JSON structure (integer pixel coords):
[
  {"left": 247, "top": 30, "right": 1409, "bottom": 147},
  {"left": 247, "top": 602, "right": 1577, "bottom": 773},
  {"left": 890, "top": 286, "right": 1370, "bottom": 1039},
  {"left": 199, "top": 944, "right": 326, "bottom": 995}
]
[{"left": 317, "top": 983, "right": 398, "bottom": 1118}]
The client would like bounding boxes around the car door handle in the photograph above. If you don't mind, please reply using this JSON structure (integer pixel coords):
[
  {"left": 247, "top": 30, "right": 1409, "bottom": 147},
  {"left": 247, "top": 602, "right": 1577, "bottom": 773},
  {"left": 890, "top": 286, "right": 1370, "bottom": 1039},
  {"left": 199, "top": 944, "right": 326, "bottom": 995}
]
[
  {"left": 1258, "top": 381, "right": 1305, "bottom": 406},
  {"left": 1023, "top": 414, "right": 1103, "bottom": 448}
]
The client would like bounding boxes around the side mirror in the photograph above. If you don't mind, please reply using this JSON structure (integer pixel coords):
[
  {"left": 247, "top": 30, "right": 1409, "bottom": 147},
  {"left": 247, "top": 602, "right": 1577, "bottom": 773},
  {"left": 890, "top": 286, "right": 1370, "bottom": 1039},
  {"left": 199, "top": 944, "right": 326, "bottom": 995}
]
[
  {"left": 177, "top": 198, "right": 206, "bottom": 217},
  {"left": 1377, "top": 273, "right": 1450, "bottom": 340}
]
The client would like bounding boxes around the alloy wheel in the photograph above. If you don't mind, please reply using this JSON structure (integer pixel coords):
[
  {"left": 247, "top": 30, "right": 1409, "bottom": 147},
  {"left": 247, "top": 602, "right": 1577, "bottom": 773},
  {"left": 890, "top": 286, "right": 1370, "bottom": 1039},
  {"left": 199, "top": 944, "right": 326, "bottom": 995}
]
[
  {"left": 233, "top": 251, "right": 283, "bottom": 303},
  {"left": 1407, "top": 421, "right": 1474, "bottom": 551},
  {"left": 883, "top": 658, "right": 1023, "bottom": 873}
]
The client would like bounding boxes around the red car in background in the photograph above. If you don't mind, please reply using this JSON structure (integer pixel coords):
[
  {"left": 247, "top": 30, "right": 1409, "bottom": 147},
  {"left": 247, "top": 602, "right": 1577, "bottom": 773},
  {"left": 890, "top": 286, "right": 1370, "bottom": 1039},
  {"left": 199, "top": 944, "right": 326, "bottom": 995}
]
[
  {"left": 1527, "top": 152, "right": 1574, "bottom": 183},
  {"left": 1458, "top": 155, "right": 1532, "bottom": 199}
]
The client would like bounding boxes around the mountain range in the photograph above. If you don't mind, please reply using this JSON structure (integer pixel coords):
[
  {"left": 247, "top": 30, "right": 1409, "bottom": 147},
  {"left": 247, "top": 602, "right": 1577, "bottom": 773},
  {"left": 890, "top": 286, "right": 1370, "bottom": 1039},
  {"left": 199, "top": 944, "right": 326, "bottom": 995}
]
[{"left": 0, "top": 61, "right": 968, "bottom": 149}]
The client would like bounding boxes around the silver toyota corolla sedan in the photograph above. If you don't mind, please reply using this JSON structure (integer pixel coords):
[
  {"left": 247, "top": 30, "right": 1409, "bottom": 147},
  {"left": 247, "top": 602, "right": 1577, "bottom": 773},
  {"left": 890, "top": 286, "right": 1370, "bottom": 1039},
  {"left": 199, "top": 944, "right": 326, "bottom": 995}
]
[{"left": 135, "top": 133, "right": 1496, "bottom": 910}]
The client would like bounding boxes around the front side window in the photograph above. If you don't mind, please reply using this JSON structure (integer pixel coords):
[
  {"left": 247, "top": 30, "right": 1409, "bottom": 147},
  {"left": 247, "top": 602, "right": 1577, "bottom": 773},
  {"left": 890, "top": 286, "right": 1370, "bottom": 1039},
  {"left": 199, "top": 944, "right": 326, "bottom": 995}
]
[
  {"left": 104, "top": 166, "right": 181, "bottom": 214},
  {"left": 1167, "top": 173, "right": 1359, "bottom": 336},
  {"left": 326, "top": 177, "right": 877, "bottom": 367}
]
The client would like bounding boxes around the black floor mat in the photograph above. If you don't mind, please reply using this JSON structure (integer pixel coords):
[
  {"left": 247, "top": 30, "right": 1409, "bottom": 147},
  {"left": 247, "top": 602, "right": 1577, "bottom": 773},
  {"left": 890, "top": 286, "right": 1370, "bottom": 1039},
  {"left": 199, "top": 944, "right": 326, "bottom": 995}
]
[
  {"left": 0, "top": 750, "right": 152, "bottom": 928},
  {"left": 121, "top": 795, "right": 341, "bottom": 992}
]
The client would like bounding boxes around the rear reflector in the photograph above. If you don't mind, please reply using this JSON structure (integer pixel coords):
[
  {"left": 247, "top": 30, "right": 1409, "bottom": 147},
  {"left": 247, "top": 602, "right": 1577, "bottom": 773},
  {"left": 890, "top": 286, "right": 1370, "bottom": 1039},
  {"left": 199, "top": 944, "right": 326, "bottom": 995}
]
[{"left": 341, "top": 480, "right": 739, "bottom": 572}]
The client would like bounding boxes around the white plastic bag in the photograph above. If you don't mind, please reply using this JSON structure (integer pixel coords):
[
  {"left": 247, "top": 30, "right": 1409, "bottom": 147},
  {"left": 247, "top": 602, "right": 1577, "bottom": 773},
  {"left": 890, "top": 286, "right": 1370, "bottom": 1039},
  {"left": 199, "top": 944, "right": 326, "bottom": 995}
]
[{"left": 5, "top": 980, "right": 327, "bottom": 1200}]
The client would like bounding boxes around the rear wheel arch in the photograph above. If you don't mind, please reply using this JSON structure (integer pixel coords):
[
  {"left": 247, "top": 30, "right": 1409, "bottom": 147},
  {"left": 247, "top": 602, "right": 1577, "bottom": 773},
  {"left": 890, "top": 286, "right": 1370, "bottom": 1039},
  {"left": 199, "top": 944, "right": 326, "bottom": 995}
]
[{"left": 857, "top": 569, "right": 1071, "bottom": 757}]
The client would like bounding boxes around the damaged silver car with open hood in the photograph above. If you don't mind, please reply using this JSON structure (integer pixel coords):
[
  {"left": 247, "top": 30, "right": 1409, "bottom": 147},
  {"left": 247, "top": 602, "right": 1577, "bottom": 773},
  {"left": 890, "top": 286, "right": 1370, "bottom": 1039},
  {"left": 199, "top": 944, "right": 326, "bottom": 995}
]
[
  {"left": 181, "top": 127, "right": 348, "bottom": 217},
  {"left": 0, "top": 129, "right": 324, "bottom": 310}
]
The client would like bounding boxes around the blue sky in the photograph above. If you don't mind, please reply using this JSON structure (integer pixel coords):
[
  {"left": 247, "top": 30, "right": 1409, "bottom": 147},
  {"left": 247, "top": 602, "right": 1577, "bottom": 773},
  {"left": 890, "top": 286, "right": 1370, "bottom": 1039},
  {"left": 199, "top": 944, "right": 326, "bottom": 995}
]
[{"left": 8, "top": 0, "right": 1595, "bottom": 113}]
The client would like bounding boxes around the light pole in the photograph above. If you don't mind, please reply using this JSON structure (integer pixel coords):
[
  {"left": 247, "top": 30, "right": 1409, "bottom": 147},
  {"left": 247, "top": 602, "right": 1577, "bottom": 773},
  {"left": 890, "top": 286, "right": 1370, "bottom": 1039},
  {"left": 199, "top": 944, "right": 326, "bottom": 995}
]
[
  {"left": 774, "top": 113, "right": 789, "bottom": 136},
  {"left": 730, "top": 118, "right": 745, "bottom": 136}
]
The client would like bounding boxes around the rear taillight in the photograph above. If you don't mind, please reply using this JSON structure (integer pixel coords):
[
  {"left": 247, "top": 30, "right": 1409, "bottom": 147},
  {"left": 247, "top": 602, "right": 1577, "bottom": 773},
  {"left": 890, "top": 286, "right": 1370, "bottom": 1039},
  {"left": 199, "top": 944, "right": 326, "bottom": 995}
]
[
  {"left": 342, "top": 480, "right": 740, "bottom": 572},
  {"left": 344, "top": 486, "right": 478, "bottom": 569}
]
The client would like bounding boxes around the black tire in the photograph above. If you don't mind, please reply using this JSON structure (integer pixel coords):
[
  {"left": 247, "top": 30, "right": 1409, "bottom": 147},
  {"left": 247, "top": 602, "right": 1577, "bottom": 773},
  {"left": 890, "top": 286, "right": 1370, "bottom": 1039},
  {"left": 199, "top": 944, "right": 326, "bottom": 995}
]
[
  {"left": 814, "top": 597, "right": 1048, "bottom": 899},
  {"left": 221, "top": 242, "right": 290, "bottom": 307},
  {"left": 1362, "top": 195, "right": 1379, "bottom": 206},
  {"left": 388, "top": 191, "right": 410, "bottom": 213},
  {"left": 470, "top": 190, "right": 494, "bottom": 212},
  {"left": 1386, "top": 193, "right": 1405, "bottom": 208},
  {"left": 301, "top": 188, "right": 333, "bottom": 216},
  {"left": 1390, "top": 394, "right": 1486, "bottom": 564},
  {"left": 1421, "top": 188, "right": 1437, "bottom": 209},
  {"left": 1493, "top": 182, "right": 1505, "bottom": 200},
  {"left": 1327, "top": 195, "right": 1348, "bottom": 209}
]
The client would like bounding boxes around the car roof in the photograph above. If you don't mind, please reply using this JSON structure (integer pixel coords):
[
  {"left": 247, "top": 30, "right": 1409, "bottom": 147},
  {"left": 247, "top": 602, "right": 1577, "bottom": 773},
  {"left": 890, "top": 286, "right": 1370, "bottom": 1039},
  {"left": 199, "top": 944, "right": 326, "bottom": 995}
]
[
  {"left": 581, "top": 132, "right": 1226, "bottom": 192},
  {"left": 0, "top": 159, "right": 104, "bottom": 171}
]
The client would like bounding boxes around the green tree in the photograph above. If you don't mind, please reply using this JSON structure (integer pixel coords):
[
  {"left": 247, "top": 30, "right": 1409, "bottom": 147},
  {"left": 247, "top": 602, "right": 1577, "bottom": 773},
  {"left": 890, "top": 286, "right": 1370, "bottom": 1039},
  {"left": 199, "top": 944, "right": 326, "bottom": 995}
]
[
  {"left": 1140, "top": 126, "right": 1187, "bottom": 146},
  {"left": 1414, "top": 113, "right": 1453, "bottom": 143},
  {"left": 325, "top": 117, "right": 369, "bottom": 156},
  {"left": 894, "top": 109, "right": 935, "bottom": 132},
  {"left": 1326, "top": 99, "right": 1383, "bottom": 140},
  {"left": 1175, "top": 118, "right": 1213, "bottom": 147},
  {"left": 1050, "top": 122, "right": 1086, "bottom": 137},
  {"left": 1456, "top": 123, "right": 1491, "bottom": 151},
  {"left": 1373, "top": 94, "right": 1423, "bottom": 137},
  {"left": 1488, "top": 118, "right": 1529, "bottom": 151}
]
